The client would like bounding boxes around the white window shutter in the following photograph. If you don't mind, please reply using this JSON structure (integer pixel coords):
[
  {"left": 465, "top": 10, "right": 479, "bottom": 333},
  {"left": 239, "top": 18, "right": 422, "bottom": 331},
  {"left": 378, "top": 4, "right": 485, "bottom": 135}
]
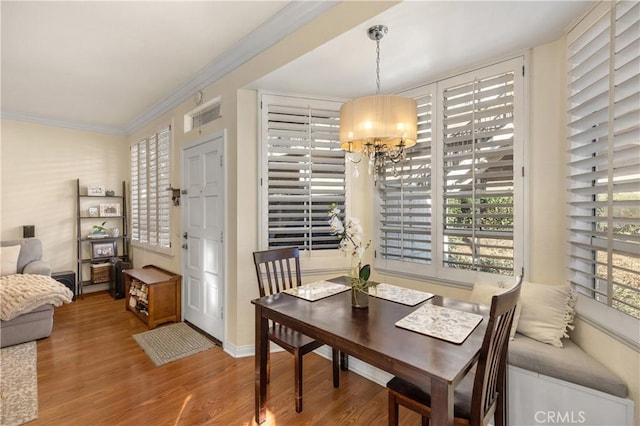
[
  {"left": 441, "top": 71, "right": 517, "bottom": 275},
  {"left": 567, "top": 1, "right": 640, "bottom": 319},
  {"left": 379, "top": 91, "right": 434, "bottom": 265},
  {"left": 262, "top": 95, "right": 345, "bottom": 251},
  {"left": 130, "top": 126, "right": 172, "bottom": 252}
]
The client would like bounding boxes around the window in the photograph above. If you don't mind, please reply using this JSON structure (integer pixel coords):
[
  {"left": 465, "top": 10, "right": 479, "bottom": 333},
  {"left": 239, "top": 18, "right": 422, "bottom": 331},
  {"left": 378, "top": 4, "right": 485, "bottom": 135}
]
[
  {"left": 567, "top": 1, "right": 640, "bottom": 319},
  {"left": 378, "top": 90, "right": 434, "bottom": 265},
  {"left": 376, "top": 58, "right": 524, "bottom": 283},
  {"left": 441, "top": 71, "right": 517, "bottom": 276},
  {"left": 130, "top": 126, "right": 172, "bottom": 253},
  {"left": 260, "top": 94, "right": 346, "bottom": 251}
]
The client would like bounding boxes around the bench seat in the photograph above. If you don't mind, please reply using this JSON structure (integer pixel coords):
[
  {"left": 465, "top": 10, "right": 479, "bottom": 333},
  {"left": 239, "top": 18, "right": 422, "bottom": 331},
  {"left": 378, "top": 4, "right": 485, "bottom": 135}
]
[
  {"left": 509, "top": 333, "right": 628, "bottom": 398},
  {"left": 507, "top": 333, "right": 633, "bottom": 425}
]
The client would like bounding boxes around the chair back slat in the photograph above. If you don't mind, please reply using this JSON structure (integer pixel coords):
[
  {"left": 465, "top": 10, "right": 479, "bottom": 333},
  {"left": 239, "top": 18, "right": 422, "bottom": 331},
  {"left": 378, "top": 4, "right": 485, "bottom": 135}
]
[
  {"left": 253, "top": 247, "right": 301, "bottom": 297},
  {"left": 471, "top": 275, "right": 523, "bottom": 426}
]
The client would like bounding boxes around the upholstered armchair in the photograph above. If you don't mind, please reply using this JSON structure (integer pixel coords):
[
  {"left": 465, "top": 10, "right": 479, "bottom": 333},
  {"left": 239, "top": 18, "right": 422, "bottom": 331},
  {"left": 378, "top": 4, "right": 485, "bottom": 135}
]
[{"left": 1, "top": 239, "right": 51, "bottom": 276}]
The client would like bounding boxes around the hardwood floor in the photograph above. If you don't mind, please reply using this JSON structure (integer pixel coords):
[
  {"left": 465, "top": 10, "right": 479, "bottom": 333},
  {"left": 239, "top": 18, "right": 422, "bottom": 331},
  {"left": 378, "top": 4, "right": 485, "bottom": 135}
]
[{"left": 33, "top": 292, "right": 422, "bottom": 425}]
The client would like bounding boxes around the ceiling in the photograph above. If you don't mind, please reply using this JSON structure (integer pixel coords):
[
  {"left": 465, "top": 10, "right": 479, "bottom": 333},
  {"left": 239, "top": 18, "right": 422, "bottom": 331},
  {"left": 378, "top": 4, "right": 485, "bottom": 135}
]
[{"left": 1, "top": 1, "right": 595, "bottom": 136}]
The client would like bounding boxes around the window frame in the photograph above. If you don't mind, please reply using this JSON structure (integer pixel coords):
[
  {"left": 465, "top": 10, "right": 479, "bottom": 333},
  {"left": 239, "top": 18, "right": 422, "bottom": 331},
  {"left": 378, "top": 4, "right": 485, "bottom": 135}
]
[
  {"left": 130, "top": 126, "right": 173, "bottom": 256},
  {"left": 375, "top": 57, "right": 527, "bottom": 287}
]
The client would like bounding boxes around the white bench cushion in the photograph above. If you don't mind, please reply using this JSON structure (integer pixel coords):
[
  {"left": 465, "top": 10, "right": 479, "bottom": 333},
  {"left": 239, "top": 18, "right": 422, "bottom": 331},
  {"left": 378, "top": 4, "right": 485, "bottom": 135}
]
[{"left": 508, "top": 333, "right": 628, "bottom": 398}]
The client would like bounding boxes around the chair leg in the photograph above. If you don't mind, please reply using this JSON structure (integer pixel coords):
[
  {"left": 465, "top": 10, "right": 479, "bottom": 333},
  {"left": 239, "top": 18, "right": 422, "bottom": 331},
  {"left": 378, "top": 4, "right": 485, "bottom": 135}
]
[
  {"left": 340, "top": 351, "right": 349, "bottom": 371},
  {"left": 266, "top": 346, "right": 271, "bottom": 384},
  {"left": 421, "top": 416, "right": 429, "bottom": 426},
  {"left": 495, "top": 391, "right": 506, "bottom": 426},
  {"left": 294, "top": 350, "right": 303, "bottom": 413},
  {"left": 388, "top": 392, "right": 399, "bottom": 426},
  {"left": 332, "top": 348, "right": 340, "bottom": 388}
]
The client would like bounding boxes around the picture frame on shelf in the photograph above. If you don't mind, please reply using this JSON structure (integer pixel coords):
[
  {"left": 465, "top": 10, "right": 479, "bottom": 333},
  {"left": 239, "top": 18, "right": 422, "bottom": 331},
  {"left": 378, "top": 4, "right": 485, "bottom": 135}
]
[
  {"left": 91, "top": 240, "right": 116, "bottom": 259},
  {"left": 99, "top": 203, "right": 120, "bottom": 217},
  {"left": 88, "top": 207, "right": 99, "bottom": 217},
  {"left": 87, "top": 185, "right": 105, "bottom": 196}
]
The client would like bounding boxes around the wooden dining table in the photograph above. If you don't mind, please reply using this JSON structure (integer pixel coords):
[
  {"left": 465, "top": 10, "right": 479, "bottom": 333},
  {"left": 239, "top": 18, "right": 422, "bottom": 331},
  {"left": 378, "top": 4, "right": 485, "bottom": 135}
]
[{"left": 252, "top": 277, "right": 489, "bottom": 425}]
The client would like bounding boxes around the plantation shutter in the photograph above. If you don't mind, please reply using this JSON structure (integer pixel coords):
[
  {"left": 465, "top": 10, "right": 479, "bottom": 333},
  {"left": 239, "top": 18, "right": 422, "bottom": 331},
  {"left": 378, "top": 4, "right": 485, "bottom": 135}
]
[
  {"left": 130, "top": 127, "right": 172, "bottom": 251},
  {"left": 379, "top": 91, "right": 433, "bottom": 264},
  {"left": 263, "top": 95, "right": 345, "bottom": 250},
  {"left": 441, "top": 71, "right": 516, "bottom": 275},
  {"left": 567, "top": 1, "right": 640, "bottom": 318}
]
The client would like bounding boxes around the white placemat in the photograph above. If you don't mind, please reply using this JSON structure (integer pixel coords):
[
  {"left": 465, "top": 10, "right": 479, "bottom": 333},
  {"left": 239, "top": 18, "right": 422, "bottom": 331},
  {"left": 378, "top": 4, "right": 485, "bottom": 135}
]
[
  {"left": 283, "top": 280, "right": 350, "bottom": 301},
  {"left": 368, "top": 283, "right": 434, "bottom": 306},
  {"left": 395, "top": 303, "right": 483, "bottom": 344}
]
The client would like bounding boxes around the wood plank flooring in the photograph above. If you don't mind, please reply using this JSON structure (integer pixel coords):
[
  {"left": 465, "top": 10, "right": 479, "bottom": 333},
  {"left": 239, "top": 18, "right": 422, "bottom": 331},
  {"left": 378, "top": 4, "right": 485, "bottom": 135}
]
[{"left": 32, "top": 292, "right": 422, "bottom": 425}]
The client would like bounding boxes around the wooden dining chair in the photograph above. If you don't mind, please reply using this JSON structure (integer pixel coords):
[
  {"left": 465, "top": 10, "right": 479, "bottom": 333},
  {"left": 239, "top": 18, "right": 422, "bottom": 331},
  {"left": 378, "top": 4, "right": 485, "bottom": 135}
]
[
  {"left": 253, "top": 247, "right": 341, "bottom": 413},
  {"left": 387, "top": 276, "right": 523, "bottom": 426}
]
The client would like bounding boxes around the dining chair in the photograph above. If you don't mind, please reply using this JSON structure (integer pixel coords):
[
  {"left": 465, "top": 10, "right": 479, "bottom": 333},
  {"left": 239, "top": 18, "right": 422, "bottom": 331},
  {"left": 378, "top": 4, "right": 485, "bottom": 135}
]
[
  {"left": 387, "top": 276, "right": 523, "bottom": 426},
  {"left": 253, "top": 247, "right": 341, "bottom": 413}
]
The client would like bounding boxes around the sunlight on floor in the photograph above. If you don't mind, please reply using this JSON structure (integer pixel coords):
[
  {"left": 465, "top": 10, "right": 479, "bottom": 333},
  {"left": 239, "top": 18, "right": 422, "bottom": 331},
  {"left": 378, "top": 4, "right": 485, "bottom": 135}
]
[{"left": 175, "top": 394, "right": 192, "bottom": 425}]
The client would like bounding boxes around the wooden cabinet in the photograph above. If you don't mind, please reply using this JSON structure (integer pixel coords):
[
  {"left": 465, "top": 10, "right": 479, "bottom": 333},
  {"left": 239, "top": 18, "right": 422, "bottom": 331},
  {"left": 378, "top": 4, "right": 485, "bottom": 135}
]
[{"left": 124, "top": 265, "right": 181, "bottom": 329}]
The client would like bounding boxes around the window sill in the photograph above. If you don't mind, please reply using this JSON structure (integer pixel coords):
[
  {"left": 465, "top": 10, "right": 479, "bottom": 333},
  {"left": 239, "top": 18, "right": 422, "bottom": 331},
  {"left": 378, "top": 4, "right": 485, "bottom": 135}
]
[
  {"left": 130, "top": 241, "right": 174, "bottom": 258},
  {"left": 575, "top": 294, "right": 640, "bottom": 351}
]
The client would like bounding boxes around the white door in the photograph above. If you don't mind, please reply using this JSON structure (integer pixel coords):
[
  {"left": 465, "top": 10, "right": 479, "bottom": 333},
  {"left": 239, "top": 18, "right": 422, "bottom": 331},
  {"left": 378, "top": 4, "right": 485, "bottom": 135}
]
[{"left": 181, "top": 133, "right": 225, "bottom": 341}]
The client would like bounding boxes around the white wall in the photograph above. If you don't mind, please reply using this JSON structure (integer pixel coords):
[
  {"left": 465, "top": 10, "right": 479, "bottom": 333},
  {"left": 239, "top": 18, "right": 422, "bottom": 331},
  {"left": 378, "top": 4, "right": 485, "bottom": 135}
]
[{"left": 1, "top": 120, "right": 128, "bottom": 275}]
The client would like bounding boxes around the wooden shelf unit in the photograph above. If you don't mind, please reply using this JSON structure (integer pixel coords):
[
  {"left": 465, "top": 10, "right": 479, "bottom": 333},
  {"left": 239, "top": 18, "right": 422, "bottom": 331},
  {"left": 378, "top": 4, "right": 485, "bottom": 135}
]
[{"left": 124, "top": 265, "right": 181, "bottom": 329}]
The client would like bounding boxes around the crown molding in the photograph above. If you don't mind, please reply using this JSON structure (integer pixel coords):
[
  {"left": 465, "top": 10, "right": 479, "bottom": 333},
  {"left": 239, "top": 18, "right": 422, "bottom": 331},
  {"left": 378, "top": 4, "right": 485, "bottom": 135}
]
[
  {"left": 0, "top": 111, "right": 127, "bottom": 136},
  {"left": 124, "top": 1, "right": 338, "bottom": 134}
]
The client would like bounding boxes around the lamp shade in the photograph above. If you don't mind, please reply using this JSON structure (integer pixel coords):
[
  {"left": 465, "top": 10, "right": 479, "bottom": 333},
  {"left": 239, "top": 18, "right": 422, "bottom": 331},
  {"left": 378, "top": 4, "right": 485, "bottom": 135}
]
[{"left": 339, "top": 94, "right": 417, "bottom": 151}]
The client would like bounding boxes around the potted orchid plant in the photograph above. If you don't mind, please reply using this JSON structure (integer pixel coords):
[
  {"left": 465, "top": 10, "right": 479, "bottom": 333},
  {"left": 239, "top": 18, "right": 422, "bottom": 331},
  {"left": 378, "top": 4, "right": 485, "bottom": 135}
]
[{"left": 328, "top": 204, "right": 372, "bottom": 307}]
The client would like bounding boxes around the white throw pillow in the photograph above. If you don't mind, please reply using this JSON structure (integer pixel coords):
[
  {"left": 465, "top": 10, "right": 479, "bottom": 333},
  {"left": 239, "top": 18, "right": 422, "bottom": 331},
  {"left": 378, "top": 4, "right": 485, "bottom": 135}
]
[
  {"left": 469, "top": 279, "right": 521, "bottom": 340},
  {"left": 1, "top": 245, "right": 21, "bottom": 276},
  {"left": 516, "top": 281, "right": 576, "bottom": 348}
]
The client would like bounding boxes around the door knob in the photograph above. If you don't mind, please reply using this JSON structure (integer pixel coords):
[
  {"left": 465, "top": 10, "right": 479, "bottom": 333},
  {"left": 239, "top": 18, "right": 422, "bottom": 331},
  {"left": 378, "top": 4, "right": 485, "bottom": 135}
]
[
  {"left": 183, "top": 232, "right": 188, "bottom": 239},
  {"left": 181, "top": 243, "right": 188, "bottom": 249}
]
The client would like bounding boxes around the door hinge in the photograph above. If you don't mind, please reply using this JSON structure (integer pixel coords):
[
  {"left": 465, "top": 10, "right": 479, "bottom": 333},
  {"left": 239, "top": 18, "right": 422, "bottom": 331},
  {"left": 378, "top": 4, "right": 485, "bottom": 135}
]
[
  {"left": 221, "top": 306, "right": 224, "bottom": 320},
  {"left": 522, "top": 166, "right": 525, "bottom": 177},
  {"left": 220, "top": 231, "right": 224, "bottom": 243},
  {"left": 522, "top": 65, "right": 525, "bottom": 76},
  {"left": 220, "top": 155, "right": 223, "bottom": 167}
]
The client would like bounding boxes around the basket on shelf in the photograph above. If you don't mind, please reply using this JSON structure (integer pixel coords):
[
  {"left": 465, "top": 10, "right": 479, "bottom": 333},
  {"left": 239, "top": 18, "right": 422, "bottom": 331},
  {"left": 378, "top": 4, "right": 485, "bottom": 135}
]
[{"left": 91, "top": 263, "right": 111, "bottom": 284}]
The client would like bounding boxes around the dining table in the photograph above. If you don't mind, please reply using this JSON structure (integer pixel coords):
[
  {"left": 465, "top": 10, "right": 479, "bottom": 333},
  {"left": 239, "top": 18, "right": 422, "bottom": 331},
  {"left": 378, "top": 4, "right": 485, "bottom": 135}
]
[{"left": 252, "top": 276, "right": 489, "bottom": 425}]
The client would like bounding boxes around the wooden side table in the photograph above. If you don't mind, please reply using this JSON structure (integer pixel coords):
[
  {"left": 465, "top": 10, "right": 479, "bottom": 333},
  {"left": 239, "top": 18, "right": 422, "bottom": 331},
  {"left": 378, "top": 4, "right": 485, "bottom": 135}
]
[{"left": 123, "top": 265, "right": 181, "bottom": 329}]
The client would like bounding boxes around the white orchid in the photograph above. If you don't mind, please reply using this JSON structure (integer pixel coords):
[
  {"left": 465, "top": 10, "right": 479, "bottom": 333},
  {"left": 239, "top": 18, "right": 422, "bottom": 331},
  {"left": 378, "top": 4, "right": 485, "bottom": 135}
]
[{"left": 327, "top": 204, "right": 372, "bottom": 288}]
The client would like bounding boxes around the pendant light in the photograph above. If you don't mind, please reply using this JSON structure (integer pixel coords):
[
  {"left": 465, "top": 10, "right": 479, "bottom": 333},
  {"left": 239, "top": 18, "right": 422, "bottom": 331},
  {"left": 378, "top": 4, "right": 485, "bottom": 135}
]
[{"left": 339, "top": 25, "right": 417, "bottom": 180}]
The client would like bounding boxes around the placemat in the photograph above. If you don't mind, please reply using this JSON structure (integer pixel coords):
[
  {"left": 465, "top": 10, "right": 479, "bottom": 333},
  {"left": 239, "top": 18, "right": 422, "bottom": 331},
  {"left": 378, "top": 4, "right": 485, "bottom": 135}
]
[
  {"left": 368, "top": 283, "right": 434, "bottom": 306},
  {"left": 283, "top": 280, "right": 350, "bottom": 301},
  {"left": 395, "top": 303, "right": 483, "bottom": 344}
]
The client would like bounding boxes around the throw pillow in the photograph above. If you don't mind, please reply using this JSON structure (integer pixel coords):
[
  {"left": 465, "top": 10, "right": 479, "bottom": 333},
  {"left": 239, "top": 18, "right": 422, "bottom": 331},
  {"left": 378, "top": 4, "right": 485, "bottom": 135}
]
[
  {"left": 516, "top": 281, "right": 576, "bottom": 348},
  {"left": 469, "top": 279, "right": 521, "bottom": 340},
  {"left": 1, "top": 245, "right": 21, "bottom": 276}
]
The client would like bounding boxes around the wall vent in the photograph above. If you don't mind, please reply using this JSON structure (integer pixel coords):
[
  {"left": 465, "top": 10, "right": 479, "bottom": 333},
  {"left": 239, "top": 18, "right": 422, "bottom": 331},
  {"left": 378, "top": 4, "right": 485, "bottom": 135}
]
[{"left": 184, "top": 96, "right": 221, "bottom": 132}]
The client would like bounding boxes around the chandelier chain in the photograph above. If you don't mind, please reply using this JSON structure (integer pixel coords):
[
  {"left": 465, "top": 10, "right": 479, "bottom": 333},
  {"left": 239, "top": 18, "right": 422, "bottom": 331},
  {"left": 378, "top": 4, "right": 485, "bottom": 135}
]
[{"left": 375, "top": 39, "right": 381, "bottom": 94}]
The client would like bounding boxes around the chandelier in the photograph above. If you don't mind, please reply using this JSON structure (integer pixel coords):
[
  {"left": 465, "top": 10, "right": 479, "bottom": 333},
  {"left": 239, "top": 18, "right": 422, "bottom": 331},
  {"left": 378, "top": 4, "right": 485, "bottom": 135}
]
[{"left": 339, "top": 25, "right": 417, "bottom": 181}]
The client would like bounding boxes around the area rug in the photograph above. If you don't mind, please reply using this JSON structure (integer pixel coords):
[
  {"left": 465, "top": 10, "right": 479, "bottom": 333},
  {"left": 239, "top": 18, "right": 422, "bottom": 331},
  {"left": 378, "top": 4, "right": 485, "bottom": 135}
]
[
  {"left": 133, "top": 322, "right": 215, "bottom": 367},
  {"left": 0, "top": 341, "right": 38, "bottom": 426}
]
